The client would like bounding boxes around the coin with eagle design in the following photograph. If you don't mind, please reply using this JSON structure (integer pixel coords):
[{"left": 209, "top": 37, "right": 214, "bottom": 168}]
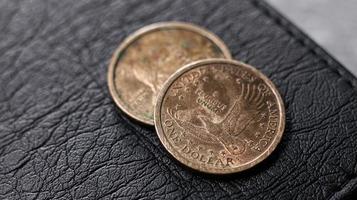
[
  {"left": 154, "top": 59, "right": 285, "bottom": 174},
  {"left": 108, "top": 22, "right": 231, "bottom": 125}
]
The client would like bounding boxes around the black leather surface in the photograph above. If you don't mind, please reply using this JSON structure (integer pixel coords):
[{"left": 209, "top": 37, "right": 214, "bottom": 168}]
[{"left": 1, "top": 0, "right": 357, "bottom": 199}]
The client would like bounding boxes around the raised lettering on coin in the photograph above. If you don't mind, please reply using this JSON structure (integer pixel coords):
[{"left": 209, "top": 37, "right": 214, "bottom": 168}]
[{"left": 155, "top": 59, "right": 285, "bottom": 174}]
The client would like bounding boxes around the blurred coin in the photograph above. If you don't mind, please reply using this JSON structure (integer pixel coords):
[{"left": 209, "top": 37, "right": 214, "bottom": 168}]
[
  {"left": 154, "top": 59, "right": 285, "bottom": 174},
  {"left": 108, "top": 22, "right": 231, "bottom": 125}
]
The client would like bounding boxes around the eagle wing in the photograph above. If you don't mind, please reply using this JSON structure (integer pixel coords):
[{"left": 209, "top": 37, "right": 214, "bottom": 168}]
[{"left": 221, "top": 83, "right": 264, "bottom": 137}]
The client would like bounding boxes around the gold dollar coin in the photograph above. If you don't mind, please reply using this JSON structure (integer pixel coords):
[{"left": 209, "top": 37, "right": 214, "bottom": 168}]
[
  {"left": 108, "top": 22, "right": 231, "bottom": 125},
  {"left": 154, "top": 59, "right": 285, "bottom": 174}
]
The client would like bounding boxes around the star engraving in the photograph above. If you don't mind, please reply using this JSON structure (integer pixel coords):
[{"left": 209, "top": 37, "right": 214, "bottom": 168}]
[
  {"left": 255, "top": 131, "right": 262, "bottom": 137},
  {"left": 260, "top": 112, "right": 267, "bottom": 118},
  {"left": 259, "top": 123, "right": 265, "bottom": 128}
]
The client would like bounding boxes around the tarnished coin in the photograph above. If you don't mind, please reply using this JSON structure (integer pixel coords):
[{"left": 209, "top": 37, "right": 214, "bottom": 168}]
[
  {"left": 155, "top": 59, "right": 285, "bottom": 174},
  {"left": 108, "top": 22, "right": 231, "bottom": 125}
]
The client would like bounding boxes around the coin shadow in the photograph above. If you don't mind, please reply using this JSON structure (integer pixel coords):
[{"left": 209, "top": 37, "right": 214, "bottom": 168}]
[
  {"left": 114, "top": 106, "right": 156, "bottom": 130},
  {"left": 113, "top": 103, "right": 290, "bottom": 182}
]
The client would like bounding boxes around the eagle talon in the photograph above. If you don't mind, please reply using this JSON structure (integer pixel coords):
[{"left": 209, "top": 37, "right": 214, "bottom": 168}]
[
  {"left": 227, "top": 143, "right": 245, "bottom": 155},
  {"left": 219, "top": 150, "right": 227, "bottom": 157}
]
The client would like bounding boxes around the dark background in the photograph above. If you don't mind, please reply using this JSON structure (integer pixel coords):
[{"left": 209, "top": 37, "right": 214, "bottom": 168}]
[{"left": 0, "top": 0, "right": 357, "bottom": 199}]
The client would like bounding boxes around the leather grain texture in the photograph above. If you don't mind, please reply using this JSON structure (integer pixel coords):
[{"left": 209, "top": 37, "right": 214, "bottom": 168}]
[{"left": 0, "top": 0, "right": 356, "bottom": 199}]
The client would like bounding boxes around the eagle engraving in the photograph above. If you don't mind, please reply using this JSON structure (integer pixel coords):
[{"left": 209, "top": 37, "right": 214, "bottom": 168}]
[{"left": 167, "top": 83, "right": 265, "bottom": 155}]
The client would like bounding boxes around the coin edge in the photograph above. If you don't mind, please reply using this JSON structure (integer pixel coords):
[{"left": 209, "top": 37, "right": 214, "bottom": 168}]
[
  {"left": 154, "top": 58, "right": 286, "bottom": 174},
  {"left": 108, "top": 21, "right": 232, "bottom": 125}
]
